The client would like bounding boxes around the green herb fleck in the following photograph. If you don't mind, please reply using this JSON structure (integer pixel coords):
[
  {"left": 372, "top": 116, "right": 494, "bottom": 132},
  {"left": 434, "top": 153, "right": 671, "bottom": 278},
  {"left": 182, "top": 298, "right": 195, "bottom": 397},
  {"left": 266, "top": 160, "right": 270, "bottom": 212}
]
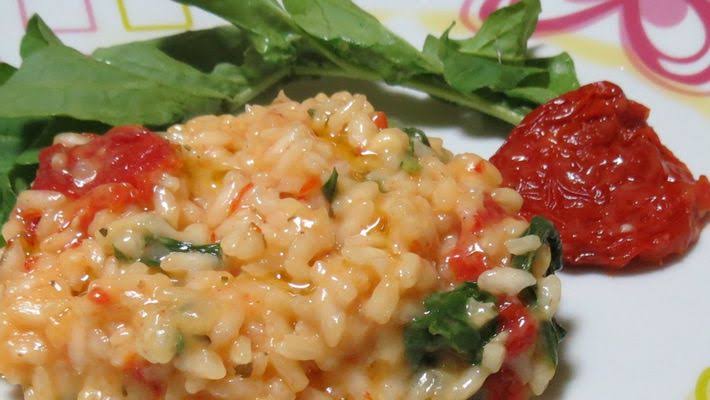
[
  {"left": 322, "top": 168, "right": 338, "bottom": 202},
  {"left": 175, "top": 331, "right": 186, "bottom": 355},
  {"left": 307, "top": 108, "right": 316, "bottom": 118},
  {"left": 402, "top": 127, "right": 431, "bottom": 147}
]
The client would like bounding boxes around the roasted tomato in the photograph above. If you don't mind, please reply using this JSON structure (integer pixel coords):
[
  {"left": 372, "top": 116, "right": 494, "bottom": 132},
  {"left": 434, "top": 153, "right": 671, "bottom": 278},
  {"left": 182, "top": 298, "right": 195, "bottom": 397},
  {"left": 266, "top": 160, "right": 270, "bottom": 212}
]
[
  {"left": 491, "top": 81, "right": 709, "bottom": 268},
  {"left": 33, "top": 125, "right": 180, "bottom": 204}
]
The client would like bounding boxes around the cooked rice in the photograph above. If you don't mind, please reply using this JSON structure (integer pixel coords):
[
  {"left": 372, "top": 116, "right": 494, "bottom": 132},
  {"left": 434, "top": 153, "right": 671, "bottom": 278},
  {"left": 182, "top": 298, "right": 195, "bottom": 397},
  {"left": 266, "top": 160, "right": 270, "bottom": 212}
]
[{"left": 0, "top": 92, "right": 560, "bottom": 399}]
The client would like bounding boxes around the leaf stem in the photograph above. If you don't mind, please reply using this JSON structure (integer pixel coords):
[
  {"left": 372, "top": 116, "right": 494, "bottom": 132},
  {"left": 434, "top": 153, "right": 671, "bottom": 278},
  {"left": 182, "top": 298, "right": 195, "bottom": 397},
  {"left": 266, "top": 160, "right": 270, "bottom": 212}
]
[{"left": 293, "top": 66, "right": 524, "bottom": 125}]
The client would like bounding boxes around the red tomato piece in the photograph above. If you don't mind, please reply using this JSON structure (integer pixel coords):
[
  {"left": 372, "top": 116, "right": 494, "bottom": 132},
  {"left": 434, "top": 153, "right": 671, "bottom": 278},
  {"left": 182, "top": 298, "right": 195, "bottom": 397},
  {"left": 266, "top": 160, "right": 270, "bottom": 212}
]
[
  {"left": 72, "top": 183, "right": 139, "bottom": 232},
  {"left": 88, "top": 287, "right": 111, "bottom": 305},
  {"left": 447, "top": 195, "right": 510, "bottom": 281},
  {"left": 18, "top": 209, "right": 42, "bottom": 247},
  {"left": 33, "top": 125, "right": 180, "bottom": 205},
  {"left": 449, "top": 249, "right": 488, "bottom": 281},
  {"left": 372, "top": 111, "right": 388, "bottom": 129},
  {"left": 484, "top": 367, "right": 530, "bottom": 400},
  {"left": 498, "top": 298, "right": 538, "bottom": 358},
  {"left": 490, "top": 81, "right": 710, "bottom": 268}
]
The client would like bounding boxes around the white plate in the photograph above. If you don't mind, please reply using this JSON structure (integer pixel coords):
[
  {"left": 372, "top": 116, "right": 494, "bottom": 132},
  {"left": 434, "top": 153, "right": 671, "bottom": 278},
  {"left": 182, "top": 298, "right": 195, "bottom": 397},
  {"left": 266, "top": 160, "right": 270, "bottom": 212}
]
[{"left": 0, "top": 1, "right": 708, "bottom": 399}]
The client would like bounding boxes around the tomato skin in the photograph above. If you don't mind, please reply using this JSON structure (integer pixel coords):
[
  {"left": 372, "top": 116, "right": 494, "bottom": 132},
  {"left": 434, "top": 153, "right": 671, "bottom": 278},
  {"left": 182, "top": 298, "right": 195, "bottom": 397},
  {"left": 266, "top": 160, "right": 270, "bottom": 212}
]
[
  {"left": 33, "top": 125, "right": 180, "bottom": 204},
  {"left": 491, "top": 81, "right": 709, "bottom": 268},
  {"left": 372, "top": 111, "right": 388, "bottom": 129},
  {"left": 484, "top": 367, "right": 529, "bottom": 400}
]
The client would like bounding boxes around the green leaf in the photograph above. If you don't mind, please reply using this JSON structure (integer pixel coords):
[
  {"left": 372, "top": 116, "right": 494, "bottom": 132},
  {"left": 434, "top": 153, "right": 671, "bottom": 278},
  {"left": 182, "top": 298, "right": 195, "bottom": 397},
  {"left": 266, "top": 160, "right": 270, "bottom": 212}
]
[
  {"left": 440, "top": 28, "right": 545, "bottom": 93},
  {"left": 404, "top": 282, "right": 498, "bottom": 367},
  {"left": 506, "top": 53, "right": 580, "bottom": 103},
  {"left": 0, "top": 45, "right": 225, "bottom": 126},
  {"left": 175, "top": 0, "right": 299, "bottom": 63},
  {"left": 20, "top": 15, "right": 63, "bottom": 59},
  {"left": 539, "top": 319, "right": 566, "bottom": 366},
  {"left": 456, "top": 0, "right": 541, "bottom": 62},
  {"left": 0, "top": 63, "right": 16, "bottom": 86},
  {"left": 511, "top": 215, "right": 563, "bottom": 275},
  {"left": 283, "top": 0, "right": 436, "bottom": 82},
  {"left": 321, "top": 168, "right": 338, "bottom": 202},
  {"left": 93, "top": 41, "right": 249, "bottom": 100}
]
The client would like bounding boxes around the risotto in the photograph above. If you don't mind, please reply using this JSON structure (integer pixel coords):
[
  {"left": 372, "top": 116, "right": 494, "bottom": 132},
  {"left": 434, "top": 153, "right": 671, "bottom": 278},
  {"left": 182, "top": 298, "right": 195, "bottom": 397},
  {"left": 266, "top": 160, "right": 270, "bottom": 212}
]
[{"left": 0, "top": 92, "right": 563, "bottom": 400}]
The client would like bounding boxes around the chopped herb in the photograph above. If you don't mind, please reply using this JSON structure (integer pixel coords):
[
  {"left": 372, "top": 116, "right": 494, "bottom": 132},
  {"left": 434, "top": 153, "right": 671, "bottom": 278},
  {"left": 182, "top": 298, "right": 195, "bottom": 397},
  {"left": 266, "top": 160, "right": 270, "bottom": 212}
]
[
  {"left": 112, "top": 246, "right": 132, "bottom": 263},
  {"left": 114, "top": 236, "right": 222, "bottom": 268},
  {"left": 321, "top": 168, "right": 338, "bottom": 202},
  {"left": 402, "top": 127, "right": 431, "bottom": 147},
  {"left": 400, "top": 156, "right": 422, "bottom": 174},
  {"left": 511, "top": 216, "right": 563, "bottom": 275},
  {"left": 518, "top": 285, "right": 537, "bottom": 306},
  {"left": 404, "top": 282, "right": 498, "bottom": 367},
  {"left": 175, "top": 331, "right": 186, "bottom": 355},
  {"left": 400, "top": 126, "right": 431, "bottom": 175},
  {"left": 307, "top": 108, "right": 316, "bottom": 118},
  {"left": 98, "top": 228, "right": 108, "bottom": 237},
  {"left": 539, "top": 319, "right": 566, "bottom": 366}
]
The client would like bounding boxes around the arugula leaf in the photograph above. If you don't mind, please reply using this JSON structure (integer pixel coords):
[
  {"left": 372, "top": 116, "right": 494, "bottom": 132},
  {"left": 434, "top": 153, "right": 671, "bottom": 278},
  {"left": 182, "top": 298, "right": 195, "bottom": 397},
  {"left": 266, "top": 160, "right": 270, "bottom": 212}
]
[
  {"left": 321, "top": 168, "right": 338, "bottom": 202},
  {"left": 439, "top": 29, "right": 545, "bottom": 93},
  {"left": 175, "top": 0, "right": 299, "bottom": 63},
  {"left": 506, "top": 53, "right": 580, "bottom": 103},
  {"left": 539, "top": 319, "right": 566, "bottom": 366},
  {"left": 404, "top": 282, "right": 498, "bottom": 367},
  {"left": 511, "top": 215, "right": 563, "bottom": 275},
  {"left": 20, "top": 15, "right": 63, "bottom": 59},
  {"left": 0, "top": 45, "right": 229, "bottom": 126},
  {"left": 283, "top": 0, "right": 436, "bottom": 82},
  {"left": 0, "top": 64, "right": 16, "bottom": 86},
  {"left": 456, "top": 0, "right": 540, "bottom": 62},
  {"left": 93, "top": 42, "right": 248, "bottom": 99}
]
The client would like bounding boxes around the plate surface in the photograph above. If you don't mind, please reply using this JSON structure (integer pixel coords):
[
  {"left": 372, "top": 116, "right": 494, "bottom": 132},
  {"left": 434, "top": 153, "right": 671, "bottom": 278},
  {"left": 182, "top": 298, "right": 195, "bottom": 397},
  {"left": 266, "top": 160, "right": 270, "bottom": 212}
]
[{"left": 0, "top": 1, "right": 708, "bottom": 399}]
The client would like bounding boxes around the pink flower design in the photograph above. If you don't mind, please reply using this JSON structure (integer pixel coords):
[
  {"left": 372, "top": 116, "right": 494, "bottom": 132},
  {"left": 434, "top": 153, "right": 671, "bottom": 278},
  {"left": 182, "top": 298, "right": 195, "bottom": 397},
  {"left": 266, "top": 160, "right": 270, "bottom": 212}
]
[{"left": 460, "top": 0, "right": 710, "bottom": 94}]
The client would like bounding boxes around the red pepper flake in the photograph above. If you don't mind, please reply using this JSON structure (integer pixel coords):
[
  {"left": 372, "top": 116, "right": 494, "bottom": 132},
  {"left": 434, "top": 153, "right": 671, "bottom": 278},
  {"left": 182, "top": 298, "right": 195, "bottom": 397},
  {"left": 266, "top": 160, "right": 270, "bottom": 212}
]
[
  {"left": 23, "top": 255, "right": 37, "bottom": 272},
  {"left": 88, "top": 287, "right": 111, "bottom": 305},
  {"left": 229, "top": 183, "right": 255, "bottom": 213},
  {"left": 474, "top": 160, "right": 485, "bottom": 173},
  {"left": 371, "top": 111, "right": 388, "bottom": 130},
  {"left": 297, "top": 176, "right": 322, "bottom": 200}
]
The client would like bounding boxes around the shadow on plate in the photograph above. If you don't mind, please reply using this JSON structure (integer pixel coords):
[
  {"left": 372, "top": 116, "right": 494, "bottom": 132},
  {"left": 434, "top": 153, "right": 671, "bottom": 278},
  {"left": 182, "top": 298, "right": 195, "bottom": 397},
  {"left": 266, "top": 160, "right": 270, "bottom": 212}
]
[{"left": 255, "top": 76, "right": 512, "bottom": 139}]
